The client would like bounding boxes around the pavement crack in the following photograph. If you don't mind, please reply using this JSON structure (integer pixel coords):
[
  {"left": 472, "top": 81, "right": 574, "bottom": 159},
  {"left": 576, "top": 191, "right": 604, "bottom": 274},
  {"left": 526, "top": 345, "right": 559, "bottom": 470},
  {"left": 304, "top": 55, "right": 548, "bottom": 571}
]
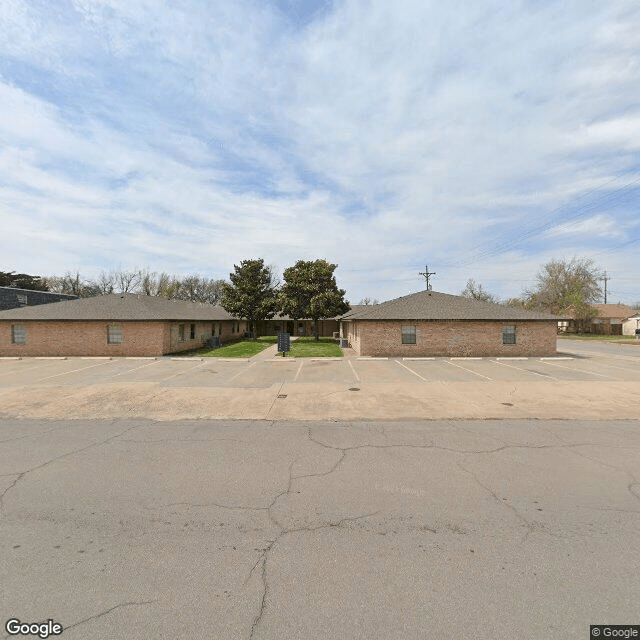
[
  {"left": 0, "top": 424, "right": 142, "bottom": 514},
  {"left": 457, "top": 461, "right": 534, "bottom": 542},
  {"left": 61, "top": 600, "right": 157, "bottom": 633}
]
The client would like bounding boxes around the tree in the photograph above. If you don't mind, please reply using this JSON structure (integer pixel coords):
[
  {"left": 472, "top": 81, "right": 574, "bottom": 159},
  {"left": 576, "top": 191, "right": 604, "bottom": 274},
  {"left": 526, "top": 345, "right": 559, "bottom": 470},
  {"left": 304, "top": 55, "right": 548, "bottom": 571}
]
[
  {"left": 45, "top": 272, "right": 100, "bottom": 297},
  {"left": 524, "top": 257, "right": 602, "bottom": 325},
  {"left": 0, "top": 271, "right": 49, "bottom": 291},
  {"left": 358, "top": 297, "right": 380, "bottom": 305},
  {"left": 221, "top": 259, "right": 278, "bottom": 339},
  {"left": 460, "top": 279, "right": 498, "bottom": 303},
  {"left": 278, "top": 259, "right": 350, "bottom": 340}
]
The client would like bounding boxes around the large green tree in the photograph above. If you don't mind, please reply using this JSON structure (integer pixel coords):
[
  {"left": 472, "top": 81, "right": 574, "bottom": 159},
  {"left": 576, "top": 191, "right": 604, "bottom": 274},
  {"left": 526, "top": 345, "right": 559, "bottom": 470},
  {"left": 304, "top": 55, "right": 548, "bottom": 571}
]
[
  {"left": 524, "top": 257, "right": 602, "bottom": 326},
  {"left": 221, "top": 259, "right": 278, "bottom": 338},
  {"left": 278, "top": 259, "right": 350, "bottom": 340}
]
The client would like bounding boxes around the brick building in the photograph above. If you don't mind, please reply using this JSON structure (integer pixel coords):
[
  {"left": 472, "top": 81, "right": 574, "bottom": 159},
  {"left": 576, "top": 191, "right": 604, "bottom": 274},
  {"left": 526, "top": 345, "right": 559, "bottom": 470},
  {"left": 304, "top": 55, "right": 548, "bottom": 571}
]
[
  {"left": 339, "top": 291, "right": 559, "bottom": 357},
  {"left": 0, "top": 294, "right": 246, "bottom": 357},
  {"left": 0, "top": 286, "right": 78, "bottom": 311}
]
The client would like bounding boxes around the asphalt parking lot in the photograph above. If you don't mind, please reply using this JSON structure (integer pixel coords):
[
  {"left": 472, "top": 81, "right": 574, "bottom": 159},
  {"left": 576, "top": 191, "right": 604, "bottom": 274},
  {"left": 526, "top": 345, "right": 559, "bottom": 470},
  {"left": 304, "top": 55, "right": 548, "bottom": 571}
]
[
  {"left": 0, "top": 339, "right": 638, "bottom": 422},
  {"left": 0, "top": 339, "right": 639, "bottom": 387}
]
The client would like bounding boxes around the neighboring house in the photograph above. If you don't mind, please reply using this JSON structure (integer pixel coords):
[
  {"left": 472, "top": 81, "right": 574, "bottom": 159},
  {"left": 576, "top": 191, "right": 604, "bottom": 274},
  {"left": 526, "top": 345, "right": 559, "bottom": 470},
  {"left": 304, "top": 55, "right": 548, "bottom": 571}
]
[
  {"left": 0, "top": 286, "right": 77, "bottom": 311},
  {"left": 339, "top": 290, "right": 560, "bottom": 357},
  {"left": 590, "top": 304, "right": 637, "bottom": 335},
  {"left": 622, "top": 313, "right": 640, "bottom": 336},
  {"left": 0, "top": 294, "right": 246, "bottom": 357}
]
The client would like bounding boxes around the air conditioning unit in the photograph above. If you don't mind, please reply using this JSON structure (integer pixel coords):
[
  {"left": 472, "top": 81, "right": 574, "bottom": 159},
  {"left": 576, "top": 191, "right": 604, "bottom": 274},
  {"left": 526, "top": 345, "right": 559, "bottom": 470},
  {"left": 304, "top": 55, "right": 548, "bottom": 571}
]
[{"left": 339, "top": 338, "right": 349, "bottom": 348}]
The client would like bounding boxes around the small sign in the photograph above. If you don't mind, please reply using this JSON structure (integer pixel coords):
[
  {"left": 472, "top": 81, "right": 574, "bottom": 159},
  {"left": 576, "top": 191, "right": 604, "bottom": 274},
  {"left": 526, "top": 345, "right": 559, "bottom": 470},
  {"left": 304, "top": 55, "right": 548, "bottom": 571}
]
[{"left": 277, "top": 332, "right": 291, "bottom": 354}]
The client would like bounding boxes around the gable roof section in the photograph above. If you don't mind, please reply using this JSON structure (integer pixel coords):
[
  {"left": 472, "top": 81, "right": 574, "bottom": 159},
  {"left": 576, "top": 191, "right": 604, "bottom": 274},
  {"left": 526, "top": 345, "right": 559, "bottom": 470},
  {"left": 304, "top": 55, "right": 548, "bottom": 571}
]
[
  {"left": 0, "top": 293, "right": 235, "bottom": 321},
  {"left": 591, "top": 304, "right": 636, "bottom": 319},
  {"left": 341, "top": 291, "right": 560, "bottom": 321}
]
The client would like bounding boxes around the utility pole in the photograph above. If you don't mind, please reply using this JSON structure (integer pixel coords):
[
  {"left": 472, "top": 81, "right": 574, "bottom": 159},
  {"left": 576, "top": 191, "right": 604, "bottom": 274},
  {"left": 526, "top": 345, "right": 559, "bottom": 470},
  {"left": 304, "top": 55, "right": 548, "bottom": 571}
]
[
  {"left": 418, "top": 265, "right": 436, "bottom": 290},
  {"left": 601, "top": 270, "right": 610, "bottom": 304}
]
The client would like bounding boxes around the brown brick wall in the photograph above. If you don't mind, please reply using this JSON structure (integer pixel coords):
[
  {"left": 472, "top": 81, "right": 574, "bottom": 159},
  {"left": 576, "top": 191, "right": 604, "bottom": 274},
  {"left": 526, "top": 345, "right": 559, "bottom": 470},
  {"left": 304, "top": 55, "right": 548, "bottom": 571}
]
[
  {"left": 166, "top": 320, "right": 247, "bottom": 352},
  {"left": 0, "top": 319, "right": 250, "bottom": 357},
  {"left": 347, "top": 320, "right": 557, "bottom": 357},
  {"left": 0, "top": 320, "right": 167, "bottom": 357}
]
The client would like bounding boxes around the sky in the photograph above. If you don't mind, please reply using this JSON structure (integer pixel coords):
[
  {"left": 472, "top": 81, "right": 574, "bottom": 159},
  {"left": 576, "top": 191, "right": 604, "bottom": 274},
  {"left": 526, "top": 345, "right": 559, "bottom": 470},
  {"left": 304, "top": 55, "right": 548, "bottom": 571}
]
[{"left": 1, "top": 0, "right": 639, "bottom": 305}]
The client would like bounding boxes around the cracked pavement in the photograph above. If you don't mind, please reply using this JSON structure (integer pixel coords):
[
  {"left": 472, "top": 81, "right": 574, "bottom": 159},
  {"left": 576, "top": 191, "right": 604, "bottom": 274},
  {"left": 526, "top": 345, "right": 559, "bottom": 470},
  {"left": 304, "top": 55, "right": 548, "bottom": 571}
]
[{"left": 2, "top": 418, "right": 640, "bottom": 639}]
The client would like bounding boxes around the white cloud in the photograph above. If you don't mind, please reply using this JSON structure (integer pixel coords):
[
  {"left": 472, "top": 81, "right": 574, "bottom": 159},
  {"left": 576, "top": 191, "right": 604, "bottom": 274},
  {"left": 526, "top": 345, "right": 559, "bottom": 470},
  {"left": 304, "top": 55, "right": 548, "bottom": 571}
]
[{"left": 1, "top": 0, "right": 639, "bottom": 303}]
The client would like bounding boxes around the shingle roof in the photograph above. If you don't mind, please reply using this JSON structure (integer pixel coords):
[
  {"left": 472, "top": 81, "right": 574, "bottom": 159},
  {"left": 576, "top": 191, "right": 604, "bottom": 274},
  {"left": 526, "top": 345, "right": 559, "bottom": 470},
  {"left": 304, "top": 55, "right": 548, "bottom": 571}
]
[
  {"left": 592, "top": 304, "right": 637, "bottom": 319},
  {"left": 0, "top": 293, "right": 235, "bottom": 321},
  {"left": 340, "top": 290, "right": 561, "bottom": 321}
]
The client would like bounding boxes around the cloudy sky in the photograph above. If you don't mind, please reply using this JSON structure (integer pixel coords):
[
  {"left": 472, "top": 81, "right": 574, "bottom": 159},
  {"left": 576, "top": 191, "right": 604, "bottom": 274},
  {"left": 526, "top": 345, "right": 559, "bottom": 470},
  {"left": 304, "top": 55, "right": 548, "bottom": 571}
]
[{"left": 1, "top": 0, "right": 639, "bottom": 304}]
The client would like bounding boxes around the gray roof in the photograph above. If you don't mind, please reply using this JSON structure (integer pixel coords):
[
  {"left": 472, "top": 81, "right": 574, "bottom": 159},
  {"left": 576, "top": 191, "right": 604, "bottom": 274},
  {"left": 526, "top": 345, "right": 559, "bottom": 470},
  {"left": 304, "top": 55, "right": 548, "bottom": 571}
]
[
  {"left": 0, "top": 293, "right": 235, "bottom": 321},
  {"left": 340, "top": 290, "right": 561, "bottom": 321}
]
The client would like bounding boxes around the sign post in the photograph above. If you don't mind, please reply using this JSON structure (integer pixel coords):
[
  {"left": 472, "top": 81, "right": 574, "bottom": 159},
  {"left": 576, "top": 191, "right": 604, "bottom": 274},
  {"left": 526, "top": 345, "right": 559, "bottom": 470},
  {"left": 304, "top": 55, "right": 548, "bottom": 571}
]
[{"left": 277, "top": 332, "right": 291, "bottom": 357}]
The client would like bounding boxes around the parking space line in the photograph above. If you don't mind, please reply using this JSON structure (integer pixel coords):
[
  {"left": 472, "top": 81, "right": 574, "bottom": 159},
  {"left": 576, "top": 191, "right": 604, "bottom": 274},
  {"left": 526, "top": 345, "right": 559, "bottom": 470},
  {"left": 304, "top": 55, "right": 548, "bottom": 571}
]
[
  {"left": 348, "top": 360, "right": 360, "bottom": 383},
  {"left": 35, "top": 360, "right": 114, "bottom": 381},
  {"left": 445, "top": 360, "right": 493, "bottom": 381},
  {"left": 294, "top": 361, "right": 304, "bottom": 381},
  {"left": 109, "top": 359, "right": 163, "bottom": 378},
  {"left": 394, "top": 359, "right": 427, "bottom": 381},
  {"left": 540, "top": 360, "right": 620, "bottom": 379},
  {"left": 227, "top": 361, "right": 256, "bottom": 382},
  {"left": 160, "top": 361, "right": 206, "bottom": 381},
  {"left": 495, "top": 360, "right": 558, "bottom": 380}
]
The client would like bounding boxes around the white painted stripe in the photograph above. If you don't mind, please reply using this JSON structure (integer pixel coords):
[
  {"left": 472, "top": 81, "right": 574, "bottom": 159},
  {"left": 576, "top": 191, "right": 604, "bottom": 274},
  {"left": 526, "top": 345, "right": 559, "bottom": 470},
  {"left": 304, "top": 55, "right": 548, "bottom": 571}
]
[
  {"left": 0, "top": 357, "right": 21, "bottom": 360},
  {"left": 445, "top": 360, "right": 493, "bottom": 381},
  {"left": 494, "top": 360, "right": 558, "bottom": 380},
  {"left": 357, "top": 357, "right": 388, "bottom": 360},
  {"left": 294, "top": 361, "right": 304, "bottom": 382},
  {"left": 348, "top": 359, "right": 360, "bottom": 383},
  {"left": 496, "top": 357, "right": 528, "bottom": 360},
  {"left": 227, "top": 361, "right": 256, "bottom": 382},
  {"left": 541, "top": 357, "right": 573, "bottom": 360},
  {"left": 81, "top": 356, "right": 111, "bottom": 360},
  {"left": 35, "top": 357, "right": 67, "bottom": 360},
  {"left": 161, "top": 361, "right": 206, "bottom": 381},
  {"left": 403, "top": 357, "right": 435, "bottom": 360},
  {"left": 109, "top": 359, "right": 162, "bottom": 377},
  {"left": 35, "top": 360, "right": 113, "bottom": 381},
  {"left": 540, "top": 360, "right": 616, "bottom": 379},
  {"left": 395, "top": 359, "right": 428, "bottom": 381},
  {"left": 450, "top": 357, "right": 482, "bottom": 360}
]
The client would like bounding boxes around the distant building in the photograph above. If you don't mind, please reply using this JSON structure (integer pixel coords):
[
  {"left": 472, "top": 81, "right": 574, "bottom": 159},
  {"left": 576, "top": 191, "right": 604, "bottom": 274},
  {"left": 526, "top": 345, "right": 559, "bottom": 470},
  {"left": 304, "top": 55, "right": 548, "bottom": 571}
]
[{"left": 0, "top": 286, "right": 78, "bottom": 311}]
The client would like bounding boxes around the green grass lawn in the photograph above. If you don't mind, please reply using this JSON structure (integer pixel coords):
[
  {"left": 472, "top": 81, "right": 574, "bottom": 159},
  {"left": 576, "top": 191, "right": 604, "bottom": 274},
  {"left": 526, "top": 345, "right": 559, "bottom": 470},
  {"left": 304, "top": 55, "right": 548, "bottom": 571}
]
[
  {"left": 287, "top": 336, "right": 343, "bottom": 357},
  {"left": 179, "top": 336, "right": 278, "bottom": 358}
]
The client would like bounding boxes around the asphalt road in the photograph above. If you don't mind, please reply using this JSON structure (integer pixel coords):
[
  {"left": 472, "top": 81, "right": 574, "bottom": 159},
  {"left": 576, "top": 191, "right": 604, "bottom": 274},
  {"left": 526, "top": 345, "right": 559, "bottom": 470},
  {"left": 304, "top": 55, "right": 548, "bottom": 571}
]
[{"left": 2, "top": 418, "right": 639, "bottom": 640}]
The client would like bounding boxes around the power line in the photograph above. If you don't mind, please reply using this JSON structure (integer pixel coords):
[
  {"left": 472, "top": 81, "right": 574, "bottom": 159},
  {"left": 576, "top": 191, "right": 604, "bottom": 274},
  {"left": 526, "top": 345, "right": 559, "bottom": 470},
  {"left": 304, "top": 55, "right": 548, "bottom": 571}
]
[{"left": 441, "top": 171, "right": 640, "bottom": 268}]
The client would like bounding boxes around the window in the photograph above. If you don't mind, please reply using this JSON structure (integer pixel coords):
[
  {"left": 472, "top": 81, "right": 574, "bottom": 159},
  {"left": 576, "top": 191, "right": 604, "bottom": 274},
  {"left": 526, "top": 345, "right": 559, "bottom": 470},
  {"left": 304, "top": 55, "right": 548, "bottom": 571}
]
[
  {"left": 401, "top": 326, "right": 416, "bottom": 344},
  {"left": 17, "top": 294, "right": 27, "bottom": 306},
  {"left": 190, "top": 323, "right": 196, "bottom": 340},
  {"left": 178, "top": 324, "right": 186, "bottom": 342},
  {"left": 107, "top": 325, "right": 123, "bottom": 345},
  {"left": 502, "top": 325, "right": 516, "bottom": 345},
  {"left": 11, "top": 324, "right": 26, "bottom": 344}
]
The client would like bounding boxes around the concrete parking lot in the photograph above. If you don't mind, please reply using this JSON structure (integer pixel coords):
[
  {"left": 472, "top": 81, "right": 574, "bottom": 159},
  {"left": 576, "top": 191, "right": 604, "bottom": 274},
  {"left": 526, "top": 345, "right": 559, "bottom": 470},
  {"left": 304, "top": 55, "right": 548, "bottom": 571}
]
[{"left": 0, "top": 339, "right": 638, "bottom": 421}]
